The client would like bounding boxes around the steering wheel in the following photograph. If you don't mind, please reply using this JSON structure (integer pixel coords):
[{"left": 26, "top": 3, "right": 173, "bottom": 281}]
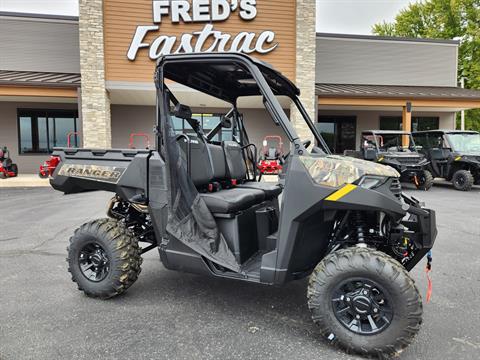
[{"left": 282, "top": 139, "right": 312, "bottom": 162}]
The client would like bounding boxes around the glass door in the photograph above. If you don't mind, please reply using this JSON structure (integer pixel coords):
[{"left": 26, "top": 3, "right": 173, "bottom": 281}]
[{"left": 317, "top": 116, "right": 357, "bottom": 154}]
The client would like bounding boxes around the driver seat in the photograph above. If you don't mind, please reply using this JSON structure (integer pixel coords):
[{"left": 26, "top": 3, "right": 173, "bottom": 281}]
[{"left": 222, "top": 141, "right": 282, "bottom": 199}]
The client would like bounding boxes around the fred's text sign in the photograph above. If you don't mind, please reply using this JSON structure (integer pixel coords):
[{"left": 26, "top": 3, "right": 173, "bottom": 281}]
[{"left": 128, "top": 0, "right": 278, "bottom": 61}]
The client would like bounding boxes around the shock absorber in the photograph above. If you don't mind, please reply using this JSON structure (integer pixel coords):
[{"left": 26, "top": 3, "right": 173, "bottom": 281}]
[{"left": 355, "top": 212, "right": 367, "bottom": 246}]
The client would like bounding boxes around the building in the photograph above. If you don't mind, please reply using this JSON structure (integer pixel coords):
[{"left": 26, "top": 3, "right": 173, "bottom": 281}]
[{"left": 1, "top": 1, "right": 479, "bottom": 173}]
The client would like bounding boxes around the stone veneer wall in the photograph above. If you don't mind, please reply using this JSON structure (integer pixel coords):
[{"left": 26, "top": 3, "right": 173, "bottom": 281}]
[
  {"left": 79, "top": 0, "right": 111, "bottom": 148},
  {"left": 291, "top": 0, "right": 317, "bottom": 143}
]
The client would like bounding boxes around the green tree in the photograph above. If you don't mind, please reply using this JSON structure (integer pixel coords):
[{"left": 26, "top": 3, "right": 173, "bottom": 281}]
[{"left": 373, "top": 0, "right": 480, "bottom": 130}]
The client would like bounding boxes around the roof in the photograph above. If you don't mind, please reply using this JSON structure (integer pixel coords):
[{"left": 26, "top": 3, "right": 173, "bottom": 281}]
[
  {"left": 0, "top": 70, "right": 81, "bottom": 88},
  {"left": 363, "top": 130, "right": 411, "bottom": 135},
  {"left": 159, "top": 53, "right": 300, "bottom": 103},
  {"left": 413, "top": 130, "right": 479, "bottom": 134},
  {"left": 0, "top": 11, "right": 78, "bottom": 22},
  {"left": 316, "top": 32, "right": 459, "bottom": 45},
  {"left": 316, "top": 84, "right": 480, "bottom": 101}
]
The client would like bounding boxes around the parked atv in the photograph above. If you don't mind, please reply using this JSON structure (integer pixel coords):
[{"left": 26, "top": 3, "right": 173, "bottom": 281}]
[
  {"left": 0, "top": 146, "right": 18, "bottom": 179},
  {"left": 413, "top": 130, "right": 480, "bottom": 191},
  {"left": 49, "top": 53, "right": 437, "bottom": 357},
  {"left": 345, "top": 130, "right": 434, "bottom": 190},
  {"left": 257, "top": 135, "right": 284, "bottom": 180}
]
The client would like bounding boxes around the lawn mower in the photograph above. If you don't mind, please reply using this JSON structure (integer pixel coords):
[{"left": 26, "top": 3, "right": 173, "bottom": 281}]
[
  {"left": 257, "top": 135, "right": 284, "bottom": 180},
  {"left": 49, "top": 53, "right": 437, "bottom": 357},
  {"left": 129, "top": 133, "right": 151, "bottom": 149},
  {"left": 39, "top": 132, "right": 79, "bottom": 178},
  {"left": 0, "top": 146, "right": 18, "bottom": 179}
]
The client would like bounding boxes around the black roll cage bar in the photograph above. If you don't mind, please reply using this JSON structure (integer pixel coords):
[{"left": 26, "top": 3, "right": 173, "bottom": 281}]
[{"left": 155, "top": 53, "right": 331, "bottom": 156}]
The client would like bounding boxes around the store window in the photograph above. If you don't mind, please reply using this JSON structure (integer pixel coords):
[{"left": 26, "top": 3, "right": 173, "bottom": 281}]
[
  {"left": 18, "top": 110, "right": 79, "bottom": 154},
  {"left": 172, "top": 113, "right": 232, "bottom": 142},
  {"left": 379, "top": 116, "right": 439, "bottom": 131}
]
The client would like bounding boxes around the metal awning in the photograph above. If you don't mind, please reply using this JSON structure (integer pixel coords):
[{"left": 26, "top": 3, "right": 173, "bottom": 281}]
[
  {"left": 316, "top": 83, "right": 480, "bottom": 101},
  {"left": 0, "top": 70, "right": 81, "bottom": 87}
]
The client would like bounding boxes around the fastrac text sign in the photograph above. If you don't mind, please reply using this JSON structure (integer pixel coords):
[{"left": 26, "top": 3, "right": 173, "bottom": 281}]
[{"left": 127, "top": 0, "right": 278, "bottom": 61}]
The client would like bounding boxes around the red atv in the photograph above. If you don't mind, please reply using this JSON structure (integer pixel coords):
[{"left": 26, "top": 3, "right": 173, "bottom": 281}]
[
  {"left": 39, "top": 132, "right": 79, "bottom": 178},
  {"left": 257, "top": 136, "right": 284, "bottom": 180},
  {"left": 0, "top": 146, "right": 19, "bottom": 179}
]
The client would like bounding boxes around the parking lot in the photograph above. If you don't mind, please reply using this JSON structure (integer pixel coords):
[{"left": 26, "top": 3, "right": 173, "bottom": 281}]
[{"left": 0, "top": 184, "right": 479, "bottom": 360}]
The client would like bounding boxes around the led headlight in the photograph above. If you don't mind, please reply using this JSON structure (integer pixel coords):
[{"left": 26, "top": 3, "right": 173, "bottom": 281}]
[{"left": 357, "top": 175, "right": 386, "bottom": 189}]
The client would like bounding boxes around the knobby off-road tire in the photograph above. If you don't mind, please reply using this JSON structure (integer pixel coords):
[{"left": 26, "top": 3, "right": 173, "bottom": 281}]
[
  {"left": 67, "top": 218, "right": 142, "bottom": 299},
  {"left": 307, "top": 248, "right": 423, "bottom": 357},
  {"left": 452, "top": 170, "right": 474, "bottom": 191},
  {"left": 416, "top": 170, "right": 434, "bottom": 191}
]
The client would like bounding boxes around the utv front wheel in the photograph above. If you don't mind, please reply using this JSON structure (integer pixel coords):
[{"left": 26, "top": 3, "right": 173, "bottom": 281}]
[
  {"left": 452, "top": 170, "right": 474, "bottom": 191},
  {"left": 416, "top": 170, "right": 434, "bottom": 191},
  {"left": 67, "top": 219, "right": 142, "bottom": 299},
  {"left": 307, "top": 248, "right": 422, "bottom": 357}
]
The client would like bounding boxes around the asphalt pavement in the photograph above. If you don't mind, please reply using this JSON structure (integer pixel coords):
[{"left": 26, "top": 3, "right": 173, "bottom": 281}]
[{"left": 0, "top": 183, "right": 479, "bottom": 360}]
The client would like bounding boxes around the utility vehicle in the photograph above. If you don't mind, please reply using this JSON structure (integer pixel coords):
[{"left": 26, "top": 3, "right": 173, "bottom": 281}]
[
  {"left": 413, "top": 130, "right": 480, "bottom": 191},
  {"left": 345, "top": 130, "right": 433, "bottom": 190},
  {"left": 50, "top": 53, "right": 437, "bottom": 356},
  {"left": 0, "top": 146, "right": 18, "bottom": 179}
]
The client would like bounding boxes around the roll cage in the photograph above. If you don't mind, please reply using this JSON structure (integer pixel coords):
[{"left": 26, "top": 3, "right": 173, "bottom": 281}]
[{"left": 154, "top": 53, "right": 330, "bottom": 155}]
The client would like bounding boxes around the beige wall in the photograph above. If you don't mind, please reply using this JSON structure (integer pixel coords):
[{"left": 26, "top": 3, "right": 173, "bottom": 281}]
[
  {"left": 111, "top": 105, "right": 288, "bottom": 150},
  {"left": 0, "top": 101, "right": 78, "bottom": 173}
]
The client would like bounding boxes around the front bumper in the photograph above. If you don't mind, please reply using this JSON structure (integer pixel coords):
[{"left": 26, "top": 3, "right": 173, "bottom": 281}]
[{"left": 398, "top": 194, "right": 437, "bottom": 270}]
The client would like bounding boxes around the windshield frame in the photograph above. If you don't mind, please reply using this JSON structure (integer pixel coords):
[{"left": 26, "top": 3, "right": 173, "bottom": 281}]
[{"left": 372, "top": 133, "right": 418, "bottom": 153}]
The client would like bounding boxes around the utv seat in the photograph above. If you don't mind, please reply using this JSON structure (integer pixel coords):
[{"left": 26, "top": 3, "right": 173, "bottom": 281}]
[
  {"left": 200, "top": 188, "right": 263, "bottom": 213},
  {"left": 177, "top": 135, "right": 265, "bottom": 214},
  {"left": 222, "top": 141, "right": 282, "bottom": 199}
]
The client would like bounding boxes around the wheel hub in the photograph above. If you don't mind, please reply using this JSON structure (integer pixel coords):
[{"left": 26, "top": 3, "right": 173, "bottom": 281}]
[
  {"left": 332, "top": 279, "right": 394, "bottom": 335},
  {"left": 78, "top": 243, "right": 110, "bottom": 282},
  {"left": 351, "top": 295, "right": 372, "bottom": 314}
]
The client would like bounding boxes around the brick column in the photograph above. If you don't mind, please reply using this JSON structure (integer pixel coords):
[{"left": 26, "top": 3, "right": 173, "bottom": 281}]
[
  {"left": 79, "top": 0, "right": 111, "bottom": 148},
  {"left": 290, "top": 0, "right": 317, "bottom": 143}
]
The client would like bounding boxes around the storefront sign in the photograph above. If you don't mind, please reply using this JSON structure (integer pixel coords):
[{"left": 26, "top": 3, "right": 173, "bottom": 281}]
[{"left": 127, "top": 0, "right": 278, "bottom": 61}]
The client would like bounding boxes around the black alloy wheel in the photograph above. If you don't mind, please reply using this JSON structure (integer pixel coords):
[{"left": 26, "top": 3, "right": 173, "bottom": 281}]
[
  {"left": 78, "top": 242, "right": 110, "bottom": 282},
  {"left": 332, "top": 278, "right": 394, "bottom": 335}
]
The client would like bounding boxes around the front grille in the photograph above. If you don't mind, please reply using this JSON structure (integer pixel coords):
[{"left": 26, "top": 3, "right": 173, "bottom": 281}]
[{"left": 397, "top": 157, "right": 420, "bottom": 164}]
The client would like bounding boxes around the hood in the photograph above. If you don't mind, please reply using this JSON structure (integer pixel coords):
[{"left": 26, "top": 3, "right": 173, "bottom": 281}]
[{"left": 300, "top": 154, "right": 400, "bottom": 188}]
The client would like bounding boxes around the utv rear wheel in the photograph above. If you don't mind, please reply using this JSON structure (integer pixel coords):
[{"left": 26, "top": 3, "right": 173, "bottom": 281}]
[
  {"left": 67, "top": 218, "right": 142, "bottom": 299},
  {"left": 416, "top": 170, "right": 434, "bottom": 191},
  {"left": 307, "top": 248, "right": 422, "bottom": 357},
  {"left": 452, "top": 170, "right": 474, "bottom": 191}
]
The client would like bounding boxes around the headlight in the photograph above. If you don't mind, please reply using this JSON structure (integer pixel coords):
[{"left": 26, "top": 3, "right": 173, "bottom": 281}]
[{"left": 357, "top": 175, "right": 386, "bottom": 189}]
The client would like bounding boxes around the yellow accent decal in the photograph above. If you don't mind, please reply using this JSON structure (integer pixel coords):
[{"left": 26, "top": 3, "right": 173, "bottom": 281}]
[
  {"left": 455, "top": 156, "right": 462, "bottom": 161},
  {"left": 378, "top": 157, "right": 384, "bottom": 162},
  {"left": 325, "top": 184, "right": 358, "bottom": 202}
]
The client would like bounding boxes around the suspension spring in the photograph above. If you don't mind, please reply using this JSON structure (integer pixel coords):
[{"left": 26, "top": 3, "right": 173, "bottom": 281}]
[{"left": 355, "top": 212, "right": 366, "bottom": 245}]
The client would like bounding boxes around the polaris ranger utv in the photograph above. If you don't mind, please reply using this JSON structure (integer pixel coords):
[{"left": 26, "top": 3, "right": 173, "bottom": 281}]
[
  {"left": 345, "top": 130, "right": 433, "bottom": 190},
  {"left": 413, "top": 130, "right": 480, "bottom": 191},
  {"left": 50, "top": 53, "right": 437, "bottom": 356}
]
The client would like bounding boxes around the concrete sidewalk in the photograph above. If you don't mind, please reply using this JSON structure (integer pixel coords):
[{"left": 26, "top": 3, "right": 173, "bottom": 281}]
[{"left": 0, "top": 174, "right": 50, "bottom": 188}]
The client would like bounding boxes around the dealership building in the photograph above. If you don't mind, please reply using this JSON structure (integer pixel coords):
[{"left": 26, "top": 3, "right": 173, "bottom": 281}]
[{"left": 1, "top": 0, "right": 480, "bottom": 173}]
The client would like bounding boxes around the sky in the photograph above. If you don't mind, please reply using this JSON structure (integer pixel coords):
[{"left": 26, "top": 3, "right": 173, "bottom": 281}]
[{"left": 0, "top": 0, "right": 419, "bottom": 35}]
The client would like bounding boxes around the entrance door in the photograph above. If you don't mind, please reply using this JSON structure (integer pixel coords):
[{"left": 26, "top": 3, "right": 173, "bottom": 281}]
[{"left": 317, "top": 116, "right": 356, "bottom": 154}]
